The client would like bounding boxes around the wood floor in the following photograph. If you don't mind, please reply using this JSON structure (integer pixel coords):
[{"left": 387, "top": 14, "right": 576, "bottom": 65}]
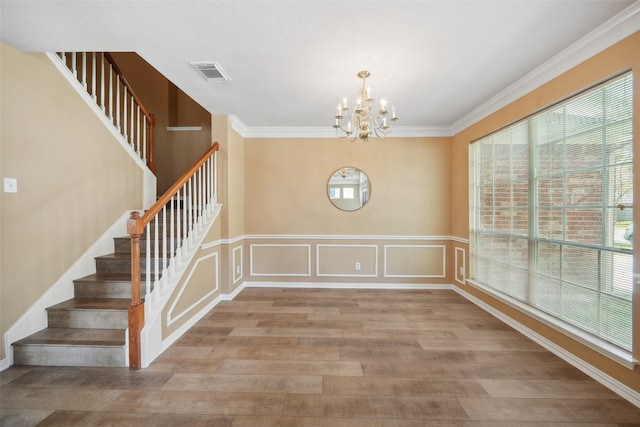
[{"left": 2, "top": 287, "right": 639, "bottom": 426}]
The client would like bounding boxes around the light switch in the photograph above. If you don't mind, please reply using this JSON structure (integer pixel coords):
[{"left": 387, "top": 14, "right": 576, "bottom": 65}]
[{"left": 3, "top": 177, "right": 17, "bottom": 193}]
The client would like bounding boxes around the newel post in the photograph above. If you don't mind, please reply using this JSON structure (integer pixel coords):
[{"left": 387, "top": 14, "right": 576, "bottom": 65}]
[{"left": 127, "top": 211, "right": 144, "bottom": 369}]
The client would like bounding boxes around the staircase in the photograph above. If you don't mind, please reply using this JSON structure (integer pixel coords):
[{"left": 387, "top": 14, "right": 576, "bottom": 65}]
[{"left": 11, "top": 227, "right": 169, "bottom": 367}]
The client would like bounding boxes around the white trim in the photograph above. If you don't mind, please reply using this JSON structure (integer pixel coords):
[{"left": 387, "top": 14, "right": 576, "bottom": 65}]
[
  {"left": 316, "top": 244, "right": 378, "bottom": 278},
  {"left": 454, "top": 247, "right": 466, "bottom": 285},
  {"left": 233, "top": 245, "right": 244, "bottom": 284},
  {"left": 453, "top": 285, "right": 640, "bottom": 408},
  {"left": 383, "top": 244, "right": 446, "bottom": 278},
  {"left": 451, "top": 236, "right": 469, "bottom": 244},
  {"left": 166, "top": 252, "right": 219, "bottom": 327},
  {"left": 2, "top": 211, "right": 133, "bottom": 370},
  {"left": 243, "top": 281, "right": 451, "bottom": 290},
  {"left": 245, "top": 234, "right": 454, "bottom": 241},
  {"left": 201, "top": 234, "right": 245, "bottom": 250},
  {"left": 249, "top": 244, "right": 312, "bottom": 277}
]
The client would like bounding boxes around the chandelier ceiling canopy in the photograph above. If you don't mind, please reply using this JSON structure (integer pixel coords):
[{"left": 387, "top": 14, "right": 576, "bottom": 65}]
[{"left": 333, "top": 70, "right": 398, "bottom": 142}]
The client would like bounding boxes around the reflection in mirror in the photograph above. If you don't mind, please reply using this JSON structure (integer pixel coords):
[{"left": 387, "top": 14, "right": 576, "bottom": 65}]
[{"left": 327, "top": 167, "right": 370, "bottom": 211}]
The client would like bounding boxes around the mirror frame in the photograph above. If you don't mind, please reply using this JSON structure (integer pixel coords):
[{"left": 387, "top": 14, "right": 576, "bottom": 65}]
[{"left": 327, "top": 167, "right": 371, "bottom": 212}]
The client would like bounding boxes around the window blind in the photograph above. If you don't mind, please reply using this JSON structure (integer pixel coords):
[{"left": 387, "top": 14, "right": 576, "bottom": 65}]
[{"left": 470, "top": 72, "right": 633, "bottom": 352}]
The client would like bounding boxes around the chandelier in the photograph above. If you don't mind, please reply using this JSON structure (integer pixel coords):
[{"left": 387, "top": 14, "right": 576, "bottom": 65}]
[{"left": 333, "top": 70, "right": 398, "bottom": 142}]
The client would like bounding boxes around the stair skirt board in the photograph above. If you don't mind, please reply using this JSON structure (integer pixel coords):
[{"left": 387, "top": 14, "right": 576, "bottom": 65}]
[{"left": 3, "top": 211, "right": 132, "bottom": 368}]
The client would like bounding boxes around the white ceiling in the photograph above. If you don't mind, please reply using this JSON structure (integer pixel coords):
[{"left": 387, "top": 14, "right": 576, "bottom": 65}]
[{"left": 1, "top": 0, "right": 639, "bottom": 137}]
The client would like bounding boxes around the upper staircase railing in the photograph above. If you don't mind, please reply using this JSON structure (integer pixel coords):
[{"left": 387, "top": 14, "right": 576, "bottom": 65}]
[
  {"left": 127, "top": 142, "right": 219, "bottom": 369},
  {"left": 56, "top": 52, "right": 156, "bottom": 172}
]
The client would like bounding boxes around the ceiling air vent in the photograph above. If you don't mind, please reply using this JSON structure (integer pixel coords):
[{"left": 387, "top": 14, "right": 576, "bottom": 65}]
[{"left": 190, "top": 61, "right": 231, "bottom": 82}]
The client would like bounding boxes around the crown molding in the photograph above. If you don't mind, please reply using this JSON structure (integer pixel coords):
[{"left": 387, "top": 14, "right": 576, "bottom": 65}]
[
  {"left": 451, "top": 1, "right": 640, "bottom": 135},
  {"left": 229, "top": 118, "right": 453, "bottom": 139}
]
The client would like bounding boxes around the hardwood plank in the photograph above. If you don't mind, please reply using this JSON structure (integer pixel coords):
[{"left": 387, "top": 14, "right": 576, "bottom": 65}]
[{"left": 2, "top": 288, "right": 638, "bottom": 426}]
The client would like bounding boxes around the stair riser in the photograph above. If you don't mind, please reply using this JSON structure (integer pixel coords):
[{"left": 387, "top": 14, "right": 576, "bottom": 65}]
[
  {"left": 47, "top": 310, "right": 128, "bottom": 329},
  {"left": 113, "top": 237, "right": 181, "bottom": 255},
  {"left": 13, "top": 345, "right": 125, "bottom": 367},
  {"left": 74, "top": 281, "right": 145, "bottom": 299},
  {"left": 95, "top": 257, "right": 168, "bottom": 276}
]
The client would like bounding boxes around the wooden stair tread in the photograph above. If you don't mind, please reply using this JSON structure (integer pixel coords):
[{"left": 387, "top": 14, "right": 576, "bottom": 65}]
[
  {"left": 74, "top": 273, "right": 133, "bottom": 283},
  {"left": 47, "top": 298, "right": 131, "bottom": 311}
]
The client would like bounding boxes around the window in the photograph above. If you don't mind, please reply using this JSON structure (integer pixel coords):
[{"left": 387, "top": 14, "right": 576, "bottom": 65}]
[{"left": 469, "top": 72, "right": 634, "bottom": 356}]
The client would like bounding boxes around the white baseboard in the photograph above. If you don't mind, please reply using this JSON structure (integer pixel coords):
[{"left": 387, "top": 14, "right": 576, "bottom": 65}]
[{"left": 242, "top": 281, "right": 451, "bottom": 290}]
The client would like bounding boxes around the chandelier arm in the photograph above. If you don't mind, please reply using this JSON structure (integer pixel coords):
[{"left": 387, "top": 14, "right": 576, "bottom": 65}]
[{"left": 332, "top": 70, "right": 397, "bottom": 141}]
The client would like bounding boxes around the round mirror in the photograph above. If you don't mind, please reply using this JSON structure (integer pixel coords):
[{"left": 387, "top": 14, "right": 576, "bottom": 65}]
[{"left": 327, "top": 167, "right": 371, "bottom": 211}]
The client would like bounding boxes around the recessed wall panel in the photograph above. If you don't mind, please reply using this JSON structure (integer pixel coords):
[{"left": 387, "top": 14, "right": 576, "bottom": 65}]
[
  {"left": 317, "top": 244, "right": 378, "bottom": 277},
  {"left": 250, "top": 244, "right": 311, "bottom": 276},
  {"left": 384, "top": 245, "right": 446, "bottom": 278}
]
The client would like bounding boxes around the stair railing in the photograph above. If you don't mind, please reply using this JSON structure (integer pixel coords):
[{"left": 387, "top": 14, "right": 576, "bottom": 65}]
[
  {"left": 127, "top": 142, "right": 220, "bottom": 369},
  {"left": 56, "top": 52, "right": 156, "bottom": 173}
]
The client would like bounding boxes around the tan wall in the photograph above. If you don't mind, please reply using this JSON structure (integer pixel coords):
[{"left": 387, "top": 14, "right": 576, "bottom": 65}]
[
  {"left": 0, "top": 44, "right": 144, "bottom": 359},
  {"left": 210, "top": 116, "right": 246, "bottom": 295},
  {"left": 241, "top": 136, "right": 453, "bottom": 285},
  {"left": 450, "top": 31, "right": 640, "bottom": 392},
  {"left": 244, "top": 137, "right": 452, "bottom": 235}
]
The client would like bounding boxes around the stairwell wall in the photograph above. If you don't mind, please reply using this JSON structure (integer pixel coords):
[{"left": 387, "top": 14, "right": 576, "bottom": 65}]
[{"left": 0, "top": 44, "right": 144, "bottom": 361}]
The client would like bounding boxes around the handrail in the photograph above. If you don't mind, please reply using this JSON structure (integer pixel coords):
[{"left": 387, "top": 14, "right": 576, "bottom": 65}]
[
  {"left": 126, "top": 142, "right": 220, "bottom": 369},
  {"left": 56, "top": 52, "right": 156, "bottom": 173}
]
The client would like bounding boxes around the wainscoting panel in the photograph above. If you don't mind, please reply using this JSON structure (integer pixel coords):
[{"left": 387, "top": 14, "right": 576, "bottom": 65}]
[
  {"left": 455, "top": 246, "right": 466, "bottom": 285},
  {"left": 250, "top": 244, "right": 312, "bottom": 276},
  {"left": 384, "top": 244, "right": 446, "bottom": 278},
  {"left": 166, "top": 252, "right": 219, "bottom": 327},
  {"left": 233, "top": 245, "right": 243, "bottom": 284},
  {"left": 316, "top": 244, "right": 378, "bottom": 277}
]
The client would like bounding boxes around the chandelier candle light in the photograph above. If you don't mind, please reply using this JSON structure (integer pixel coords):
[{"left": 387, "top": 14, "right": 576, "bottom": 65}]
[{"left": 333, "top": 70, "right": 398, "bottom": 142}]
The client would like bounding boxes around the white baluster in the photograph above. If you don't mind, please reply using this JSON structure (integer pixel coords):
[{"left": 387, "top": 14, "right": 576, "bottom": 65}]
[
  {"left": 176, "top": 188, "right": 183, "bottom": 265},
  {"left": 170, "top": 195, "right": 176, "bottom": 276},
  {"left": 162, "top": 204, "right": 168, "bottom": 285},
  {"left": 142, "top": 115, "right": 147, "bottom": 162},
  {"left": 145, "top": 222, "right": 151, "bottom": 301},
  {"left": 123, "top": 88, "right": 128, "bottom": 140},
  {"left": 71, "top": 52, "right": 77, "bottom": 79},
  {"left": 214, "top": 150, "right": 218, "bottom": 205},
  {"left": 116, "top": 75, "right": 121, "bottom": 131},
  {"left": 91, "top": 53, "right": 97, "bottom": 102},
  {"left": 182, "top": 183, "right": 188, "bottom": 257},
  {"left": 136, "top": 106, "right": 141, "bottom": 156},
  {"left": 154, "top": 214, "right": 160, "bottom": 294},
  {"left": 198, "top": 167, "right": 204, "bottom": 231},
  {"left": 108, "top": 62, "right": 113, "bottom": 121},
  {"left": 82, "top": 52, "right": 87, "bottom": 89},
  {"left": 188, "top": 178, "right": 193, "bottom": 249},
  {"left": 100, "top": 53, "right": 105, "bottom": 112},
  {"left": 130, "top": 98, "right": 135, "bottom": 149}
]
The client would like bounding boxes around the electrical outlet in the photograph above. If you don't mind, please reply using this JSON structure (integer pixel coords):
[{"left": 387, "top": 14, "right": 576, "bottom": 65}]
[
  {"left": 236, "top": 265, "right": 241, "bottom": 274},
  {"left": 355, "top": 262, "right": 361, "bottom": 271},
  {"left": 3, "top": 177, "right": 17, "bottom": 193},
  {"left": 459, "top": 267, "right": 465, "bottom": 277}
]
